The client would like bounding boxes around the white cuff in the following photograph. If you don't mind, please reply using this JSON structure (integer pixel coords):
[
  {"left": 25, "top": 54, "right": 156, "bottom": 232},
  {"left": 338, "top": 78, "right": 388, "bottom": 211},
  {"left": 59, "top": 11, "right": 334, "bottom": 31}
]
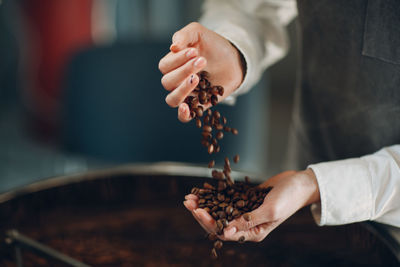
[{"left": 308, "top": 158, "right": 373, "bottom": 226}]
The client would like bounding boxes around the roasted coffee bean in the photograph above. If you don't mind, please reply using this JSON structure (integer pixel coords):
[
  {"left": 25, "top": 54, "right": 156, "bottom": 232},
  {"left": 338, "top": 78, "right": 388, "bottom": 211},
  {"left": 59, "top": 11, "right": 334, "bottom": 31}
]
[
  {"left": 191, "top": 187, "right": 199, "bottom": 195},
  {"left": 238, "top": 236, "right": 245, "bottom": 244},
  {"left": 216, "top": 131, "right": 224, "bottom": 140},
  {"left": 216, "top": 211, "right": 226, "bottom": 219},
  {"left": 217, "top": 193, "right": 225, "bottom": 202},
  {"left": 208, "top": 160, "right": 215, "bottom": 168},
  {"left": 231, "top": 128, "right": 239, "bottom": 135},
  {"left": 196, "top": 106, "right": 204, "bottom": 117},
  {"left": 215, "top": 124, "right": 224, "bottom": 130},
  {"left": 208, "top": 233, "right": 218, "bottom": 241},
  {"left": 236, "top": 200, "right": 245, "bottom": 208},
  {"left": 245, "top": 176, "right": 251, "bottom": 184},
  {"left": 217, "top": 86, "right": 224, "bottom": 96},
  {"left": 224, "top": 157, "right": 231, "bottom": 168},
  {"left": 196, "top": 118, "right": 202, "bottom": 128},
  {"left": 203, "top": 182, "right": 215, "bottom": 190},
  {"left": 218, "top": 202, "right": 228, "bottom": 208},
  {"left": 203, "top": 125, "right": 212, "bottom": 132},
  {"left": 222, "top": 116, "right": 227, "bottom": 125},
  {"left": 211, "top": 206, "right": 219, "bottom": 212},
  {"left": 232, "top": 209, "right": 240, "bottom": 218},
  {"left": 223, "top": 126, "right": 231, "bottom": 132},
  {"left": 214, "top": 240, "right": 223, "bottom": 250},
  {"left": 243, "top": 213, "right": 251, "bottom": 221},
  {"left": 212, "top": 212, "right": 218, "bottom": 220},
  {"left": 198, "top": 199, "right": 206, "bottom": 204},
  {"left": 211, "top": 86, "right": 219, "bottom": 96},
  {"left": 225, "top": 205, "right": 234, "bottom": 215},
  {"left": 215, "top": 145, "right": 221, "bottom": 153},
  {"left": 213, "top": 110, "right": 221, "bottom": 119},
  {"left": 203, "top": 115, "right": 210, "bottom": 125},
  {"left": 221, "top": 218, "right": 229, "bottom": 227},
  {"left": 208, "top": 144, "right": 214, "bottom": 154},
  {"left": 212, "top": 138, "right": 218, "bottom": 145},
  {"left": 207, "top": 109, "right": 212, "bottom": 116},
  {"left": 217, "top": 181, "right": 227, "bottom": 191},
  {"left": 233, "top": 154, "right": 240, "bottom": 163},
  {"left": 190, "top": 110, "right": 196, "bottom": 119},
  {"left": 204, "top": 207, "right": 211, "bottom": 213},
  {"left": 211, "top": 95, "right": 218, "bottom": 106},
  {"left": 211, "top": 248, "right": 218, "bottom": 259}
]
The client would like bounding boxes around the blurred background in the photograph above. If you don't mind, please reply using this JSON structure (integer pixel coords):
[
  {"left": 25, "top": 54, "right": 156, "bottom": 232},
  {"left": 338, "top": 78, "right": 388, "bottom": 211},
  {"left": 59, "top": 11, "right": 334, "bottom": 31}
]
[{"left": 0, "top": 0, "right": 297, "bottom": 193}]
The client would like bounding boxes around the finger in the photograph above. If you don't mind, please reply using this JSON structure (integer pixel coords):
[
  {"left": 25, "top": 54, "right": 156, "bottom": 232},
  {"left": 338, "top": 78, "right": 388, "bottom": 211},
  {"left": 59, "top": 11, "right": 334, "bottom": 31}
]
[
  {"left": 183, "top": 200, "right": 197, "bottom": 211},
  {"left": 170, "top": 22, "right": 201, "bottom": 52},
  {"left": 184, "top": 194, "right": 199, "bottom": 201},
  {"left": 178, "top": 103, "right": 192, "bottom": 123},
  {"left": 193, "top": 208, "right": 217, "bottom": 233},
  {"left": 223, "top": 221, "right": 280, "bottom": 242},
  {"left": 165, "top": 73, "right": 200, "bottom": 108},
  {"left": 161, "top": 57, "right": 206, "bottom": 92},
  {"left": 159, "top": 48, "right": 198, "bottom": 75},
  {"left": 225, "top": 204, "right": 274, "bottom": 232}
]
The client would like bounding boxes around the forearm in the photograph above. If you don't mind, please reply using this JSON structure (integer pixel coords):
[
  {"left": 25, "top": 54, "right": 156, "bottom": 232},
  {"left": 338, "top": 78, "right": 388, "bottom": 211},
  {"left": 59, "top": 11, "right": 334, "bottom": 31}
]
[{"left": 199, "top": 0, "right": 297, "bottom": 98}]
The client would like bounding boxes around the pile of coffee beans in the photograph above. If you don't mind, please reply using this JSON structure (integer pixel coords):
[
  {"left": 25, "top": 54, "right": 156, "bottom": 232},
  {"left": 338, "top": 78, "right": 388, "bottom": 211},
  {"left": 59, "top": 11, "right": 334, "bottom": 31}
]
[
  {"left": 183, "top": 72, "right": 272, "bottom": 259},
  {"left": 184, "top": 71, "right": 238, "bottom": 155},
  {"left": 191, "top": 157, "right": 272, "bottom": 259}
]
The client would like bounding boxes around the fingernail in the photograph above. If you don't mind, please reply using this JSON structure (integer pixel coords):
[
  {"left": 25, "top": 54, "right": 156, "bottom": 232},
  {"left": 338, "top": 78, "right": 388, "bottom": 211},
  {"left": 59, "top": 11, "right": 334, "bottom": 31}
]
[
  {"left": 225, "top": 227, "right": 237, "bottom": 236},
  {"left": 186, "top": 48, "right": 196, "bottom": 58},
  {"left": 170, "top": 44, "right": 179, "bottom": 52},
  {"left": 194, "top": 57, "right": 205, "bottom": 67}
]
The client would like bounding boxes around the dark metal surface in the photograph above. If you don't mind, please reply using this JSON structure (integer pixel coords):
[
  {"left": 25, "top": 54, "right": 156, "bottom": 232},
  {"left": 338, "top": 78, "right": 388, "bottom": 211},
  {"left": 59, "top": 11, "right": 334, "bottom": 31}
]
[{"left": 0, "top": 163, "right": 398, "bottom": 266}]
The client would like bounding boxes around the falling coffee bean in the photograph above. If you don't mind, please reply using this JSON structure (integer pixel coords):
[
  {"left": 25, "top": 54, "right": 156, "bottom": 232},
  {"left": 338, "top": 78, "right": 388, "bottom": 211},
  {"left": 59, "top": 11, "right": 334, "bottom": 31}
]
[
  {"left": 233, "top": 154, "right": 240, "bottom": 163},
  {"left": 208, "top": 160, "right": 215, "bottom": 168}
]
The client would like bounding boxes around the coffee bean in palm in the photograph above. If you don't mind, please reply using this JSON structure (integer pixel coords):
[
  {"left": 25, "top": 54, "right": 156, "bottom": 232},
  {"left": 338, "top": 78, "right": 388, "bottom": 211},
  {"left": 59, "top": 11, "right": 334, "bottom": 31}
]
[
  {"left": 238, "top": 236, "right": 245, "bottom": 244},
  {"left": 236, "top": 200, "right": 245, "bottom": 208},
  {"left": 211, "top": 95, "right": 218, "bottom": 106},
  {"left": 203, "top": 182, "right": 215, "bottom": 190},
  {"left": 233, "top": 154, "right": 240, "bottom": 163},
  {"left": 217, "top": 86, "right": 224, "bottom": 96},
  {"left": 243, "top": 213, "right": 251, "bottom": 221}
]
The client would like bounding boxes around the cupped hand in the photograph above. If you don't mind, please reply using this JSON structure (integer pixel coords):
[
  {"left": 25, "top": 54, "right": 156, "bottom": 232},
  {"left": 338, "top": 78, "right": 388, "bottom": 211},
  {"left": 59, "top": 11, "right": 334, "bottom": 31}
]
[
  {"left": 183, "top": 169, "right": 320, "bottom": 242},
  {"left": 158, "top": 22, "right": 245, "bottom": 122}
]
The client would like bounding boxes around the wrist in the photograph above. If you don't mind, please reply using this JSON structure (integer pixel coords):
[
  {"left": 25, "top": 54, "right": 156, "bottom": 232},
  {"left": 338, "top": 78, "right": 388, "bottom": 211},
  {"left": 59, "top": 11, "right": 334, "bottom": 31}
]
[{"left": 297, "top": 169, "right": 321, "bottom": 206}]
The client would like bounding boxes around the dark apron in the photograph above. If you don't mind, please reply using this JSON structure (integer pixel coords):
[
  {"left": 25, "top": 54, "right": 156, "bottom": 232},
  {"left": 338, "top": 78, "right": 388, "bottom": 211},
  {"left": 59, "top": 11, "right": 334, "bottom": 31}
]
[{"left": 287, "top": 0, "right": 400, "bottom": 169}]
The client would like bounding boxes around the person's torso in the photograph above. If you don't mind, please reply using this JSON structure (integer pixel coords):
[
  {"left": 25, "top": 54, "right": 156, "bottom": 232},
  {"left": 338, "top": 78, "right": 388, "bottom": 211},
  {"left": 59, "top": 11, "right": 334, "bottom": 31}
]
[{"left": 289, "top": 0, "right": 400, "bottom": 168}]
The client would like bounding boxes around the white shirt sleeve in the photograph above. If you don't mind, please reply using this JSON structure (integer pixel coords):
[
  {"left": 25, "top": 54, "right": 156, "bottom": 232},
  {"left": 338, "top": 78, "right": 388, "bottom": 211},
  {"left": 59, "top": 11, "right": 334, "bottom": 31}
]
[
  {"left": 199, "top": 0, "right": 297, "bottom": 103},
  {"left": 308, "top": 145, "right": 400, "bottom": 228}
]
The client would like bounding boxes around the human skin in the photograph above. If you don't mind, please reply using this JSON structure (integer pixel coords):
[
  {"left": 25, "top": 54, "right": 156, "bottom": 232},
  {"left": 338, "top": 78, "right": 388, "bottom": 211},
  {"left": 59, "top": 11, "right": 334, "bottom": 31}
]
[
  {"left": 183, "top": 169, "right": 320, "bottom": 242},
  {"left": 158, "top": 22, "right": 244, "bottom": 122}
]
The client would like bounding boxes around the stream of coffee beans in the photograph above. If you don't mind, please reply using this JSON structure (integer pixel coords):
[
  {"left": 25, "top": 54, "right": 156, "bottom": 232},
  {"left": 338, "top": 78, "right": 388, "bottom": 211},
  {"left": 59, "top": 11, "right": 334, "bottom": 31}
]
[{"left": 184, "top": 71, "right": 272, "bottom": 259}]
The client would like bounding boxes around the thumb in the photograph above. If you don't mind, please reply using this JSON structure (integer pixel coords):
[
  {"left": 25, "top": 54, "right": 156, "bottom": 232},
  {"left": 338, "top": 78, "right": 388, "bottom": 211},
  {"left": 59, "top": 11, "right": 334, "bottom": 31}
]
[
  {"left": 170, "top": 22, "right": 201, "bottom": 52},
  {"left": 225, "top": 204, "right": 274, "bottom": 233}
]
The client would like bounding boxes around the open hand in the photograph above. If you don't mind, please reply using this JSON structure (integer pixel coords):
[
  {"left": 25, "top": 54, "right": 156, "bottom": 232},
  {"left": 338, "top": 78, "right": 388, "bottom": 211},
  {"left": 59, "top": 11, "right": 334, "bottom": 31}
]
[{"left": 183, "top": 169, "right": 320, "bottom": 242}]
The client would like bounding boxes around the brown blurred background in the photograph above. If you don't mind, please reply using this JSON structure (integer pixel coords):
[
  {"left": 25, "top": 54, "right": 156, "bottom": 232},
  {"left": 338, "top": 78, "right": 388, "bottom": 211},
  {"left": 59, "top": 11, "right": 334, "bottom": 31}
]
[{"left": 0, "top": 0, "right": 297, "bottom": 193}]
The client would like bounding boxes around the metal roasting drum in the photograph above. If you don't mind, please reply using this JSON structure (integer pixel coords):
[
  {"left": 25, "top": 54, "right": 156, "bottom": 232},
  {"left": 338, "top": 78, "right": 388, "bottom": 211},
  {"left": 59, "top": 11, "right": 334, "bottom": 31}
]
[{"left": 0, "top": 163, "right": 399, "bottom": 266}]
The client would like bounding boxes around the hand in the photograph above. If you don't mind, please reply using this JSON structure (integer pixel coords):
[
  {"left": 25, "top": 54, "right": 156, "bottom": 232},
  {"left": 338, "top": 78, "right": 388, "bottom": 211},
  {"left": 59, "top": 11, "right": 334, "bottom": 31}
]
[
  {"left": 158, "top": 22, "right": 245, "bottom": 122},
  {"left": 183, "top": 169, "right": 320, "bottom": 242}
]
